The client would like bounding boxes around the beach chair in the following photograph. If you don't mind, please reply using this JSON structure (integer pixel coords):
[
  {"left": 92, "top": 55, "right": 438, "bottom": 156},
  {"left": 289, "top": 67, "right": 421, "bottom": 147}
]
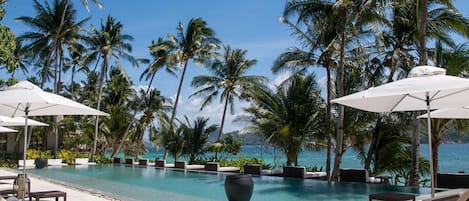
[
  {"left": 174, "top": 161, "right": 204, "bottom": 170},
  {"left": 205, "top": 162, "right": 240, "bottom": 173},
  {"left": 74, "top": 158, "right": 96, "bottom": 165},
  {"left": 437, "top": 173, "right": 469, "bottom": 189},
  {"left": 243, "top": 164, "right": 283, "bottom": 176},
  {"left": 113, "top": 157, "right": 122, "bottom": 164},
  {"left": 421, "top": 189, "right": 469, "bottom": 201},
  {"left": 154, "top": 159, "right": 175, "bottom": 168},
  {"left": 339, "top": 168, "right": 381, "bottom": 183},
  {"left": 283, "top": 166, "right": 326, "bottom": 179},
  {"left": 125, "top": 158, "right": 135, "bottom": 165},
  {"left": 138, "top": 159, "right": 149, "bottom": 166}
]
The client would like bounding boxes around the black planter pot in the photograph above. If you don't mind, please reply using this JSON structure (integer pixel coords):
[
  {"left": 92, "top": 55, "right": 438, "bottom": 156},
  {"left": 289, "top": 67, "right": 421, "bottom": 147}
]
[
  {"left": 224, "top": 174, "right": 253, "bottom": 201},
  {"left": 34, "top": 158, "right": 47, "bottom": 169}
]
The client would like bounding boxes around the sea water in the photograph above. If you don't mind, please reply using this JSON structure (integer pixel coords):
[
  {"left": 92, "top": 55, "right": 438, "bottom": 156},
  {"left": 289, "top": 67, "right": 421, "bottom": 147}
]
[{"left": 138, "top": 144, "right": 469, "bottom": 173}]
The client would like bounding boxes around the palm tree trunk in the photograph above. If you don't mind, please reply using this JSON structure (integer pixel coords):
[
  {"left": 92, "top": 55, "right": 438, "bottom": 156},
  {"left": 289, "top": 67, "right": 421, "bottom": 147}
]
[
  {"left": 112, "top": 75, "right": 157, "bottom": 159},
  {"left": 169, "top": 60, "right": 189, "bottom": 128},
  {"left": 91, "top": 56, "right": 108, "bottom": 161},
  {"left": 365, "top": 117, "right": 381, "bottom": 171},
  {"left": 325, "top": 65, "right": 332, "bottom": 180},
  {"left": 331, "top": 9, "right": 347, "bottom": 181},
  {"left": 410, "top": 0, "right": 428, "bottom": 187},
  {"left": 214, "top": 95, "right": 230, "bottom": 160}
]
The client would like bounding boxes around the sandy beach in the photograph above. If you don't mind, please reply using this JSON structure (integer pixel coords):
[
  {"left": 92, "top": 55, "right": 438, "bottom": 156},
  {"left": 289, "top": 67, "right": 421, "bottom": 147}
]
[{"left": 0, "top": 168, "right": 119, "bottom": 201}]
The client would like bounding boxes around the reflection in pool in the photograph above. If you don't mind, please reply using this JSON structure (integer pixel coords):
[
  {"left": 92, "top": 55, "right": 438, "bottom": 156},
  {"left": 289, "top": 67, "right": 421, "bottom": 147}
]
[{"left": 26, "top": 165, "right": 426, "bottom": 201}]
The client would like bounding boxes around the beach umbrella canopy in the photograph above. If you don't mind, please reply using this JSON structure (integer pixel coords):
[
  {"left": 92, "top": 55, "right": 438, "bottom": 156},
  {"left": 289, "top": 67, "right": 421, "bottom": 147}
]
[
  {"left": 331, "top": 65, "right": 469, "bottom": 198},
  {"left": 0, "top": 115, "right": 48, "bottom": 126},
  {"left": 0, "top": 126, "right": 18, "bottom": 133},
  {"left": 418, "top": 107, "right": 469, "bottom": 119},
  {"left": 0, "top": 80, "right": 108, "bottom": 200}
]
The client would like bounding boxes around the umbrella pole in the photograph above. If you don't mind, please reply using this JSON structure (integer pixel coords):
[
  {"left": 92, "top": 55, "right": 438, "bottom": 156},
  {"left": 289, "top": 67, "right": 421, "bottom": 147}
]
[
  {"left": 22, "top": 105, "right": 30, "bottom": 201},
  {"left": 426, "top": 92, "right": 435, "bottom": 198}
]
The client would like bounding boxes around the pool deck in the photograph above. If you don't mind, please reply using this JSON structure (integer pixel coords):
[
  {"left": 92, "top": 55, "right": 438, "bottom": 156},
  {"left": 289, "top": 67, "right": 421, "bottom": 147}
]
[{"left": 0, "top": 168, "right": 120, "bottom": 201}]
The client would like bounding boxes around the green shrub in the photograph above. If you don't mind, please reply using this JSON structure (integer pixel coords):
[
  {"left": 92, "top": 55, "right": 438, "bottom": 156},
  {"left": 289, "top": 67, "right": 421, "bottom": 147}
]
[
  {"left": 219, "top": 157, "right": 266, "bottom": 170},
  {"left": 26, "top": 149, "right": 52, "bottom": 159},
  {"left": 307, "top": 165, "right": 323, "bottom": 172},
  {"left": 57, "top": 149, "right": 77, "bottom": 165},
  {"left": 94, "top": 155, "right": 111, "bottom": 164}
]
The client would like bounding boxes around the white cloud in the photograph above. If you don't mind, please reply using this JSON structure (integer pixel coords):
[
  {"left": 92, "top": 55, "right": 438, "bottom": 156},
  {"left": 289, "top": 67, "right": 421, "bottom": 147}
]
[
  {"left": 172, "top": 95, "right": 250, "bottom": 132},
  {"left": 268, "top": 71, "right": 293, "bottom": 90}
]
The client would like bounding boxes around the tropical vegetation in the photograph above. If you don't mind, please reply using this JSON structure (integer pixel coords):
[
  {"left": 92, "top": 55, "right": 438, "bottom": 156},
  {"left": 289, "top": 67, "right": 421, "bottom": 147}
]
[{"left": 0, "top": 0, "right": 469, "bottom": 189}]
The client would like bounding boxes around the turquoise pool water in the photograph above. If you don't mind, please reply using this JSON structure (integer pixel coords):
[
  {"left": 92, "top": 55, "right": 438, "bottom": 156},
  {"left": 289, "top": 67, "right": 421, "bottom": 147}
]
[{"left": 26, "top": 165, "right": 427, "bottom": 201}]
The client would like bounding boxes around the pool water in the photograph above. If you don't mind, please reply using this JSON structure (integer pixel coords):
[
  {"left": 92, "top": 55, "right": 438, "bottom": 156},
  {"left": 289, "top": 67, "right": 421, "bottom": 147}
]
[{"left": 26, "top": 165, "right": 426, "bottom": 201}]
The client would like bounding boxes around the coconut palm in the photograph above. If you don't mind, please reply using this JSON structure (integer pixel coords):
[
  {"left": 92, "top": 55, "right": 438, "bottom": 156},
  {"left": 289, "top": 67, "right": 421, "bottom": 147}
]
[
  {"left": 181, "top": 116, "right": 218, "bottom": 164},
  {"left": 166, "top": 18, "right": 220, "bottom": 128},
  {"left": 283, "top": 0, "right": 382, "bottom": 180},
  {"left": 16, "top": 0, "right": 89, "bottom": 91},
  {"left": 243, "top": 74, "right": 325, "bottom": 165},
  {"left": 101, "top": 67, "right": 134, "bottom": 158},
  {"left": 141, "top": 37, "right": 178, "bottom": 93},
  {"left": 191, "top": 45, "right": 265, "bottom": 159},
  {"left": 84, "top": 15, "right": 137, "bottom": 160},
  {"left": 277, "top": 5, "right": 339, "bottom": 178}
]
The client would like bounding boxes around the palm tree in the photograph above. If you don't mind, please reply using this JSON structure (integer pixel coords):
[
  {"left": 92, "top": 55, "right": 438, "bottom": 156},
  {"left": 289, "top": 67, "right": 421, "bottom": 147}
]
[
  {"left": 191, "top": 45, "right": 265, "bottom": 159},
  {"left": 181, "top": 116, "right": 218, "bottom": 164},
  {"left": 166, "top": 18, "right": 220, "bottom": 129},
  {"left": 283, "top": 0, "right": 382, "bottom": 180},
  {"left": 278, "top": 4, "right": 339, "bottom": 178},
  {"left": 243, "top": 74, "right": 324, "bottom": 165},
  {"left": 84, "top": 15, "right": 137, "bottom": 161},
  {"left": 16, "top": 0, "right": 89, "bottom": 91},
  {"left": 101, "top": 67, "right": 133, "bottom": 159},
  {"left": 141, "top": 37, "right": 178, "bottom": 94}
]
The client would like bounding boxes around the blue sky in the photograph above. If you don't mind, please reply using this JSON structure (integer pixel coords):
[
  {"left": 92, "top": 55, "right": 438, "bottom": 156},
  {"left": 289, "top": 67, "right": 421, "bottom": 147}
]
[{"left": 1, "top": 0, "right": 469, "bottom": 132}]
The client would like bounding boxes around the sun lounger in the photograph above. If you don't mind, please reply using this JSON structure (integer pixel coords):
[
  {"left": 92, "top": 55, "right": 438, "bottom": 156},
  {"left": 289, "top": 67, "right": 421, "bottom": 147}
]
[
  {"left": 283, "top": 166, "right": 326, "bottom": 179},
  {"left": 243, "top": 164, "right": 282, "bottom": 176},
  {"left": 29, "top": 190, "right": 66, "bottom": 201},
  {"left": 437, "top": 173, "right": 469, "bottom": 189},
  {"left": 138, "top": 159, "right": 148, "bottom": 166},
  {"left": 174, "top": 161, "right": 204, "bottom": 170},
  {"left": 154, "top": 159, "right": 175, "bottom": 168},
  {"left": 420, "top": 189, "right": 469, "bottom": 201},
  {"left": 340, "top": 168, "right": 382, "bottom": 183},
  {"left": 47, "top": 159, "right": 67, "bottom": 167},
  {"left": 205, "top": 162, "right": 240, "bottom": 173},
  {"left": 17, "top": 160, "right": 35, "bottom": 169},
  {"left": 74, "top": 158, "right": 96, "bottom": 165},
  {"left": 369, "top": 192, "right": 416, "bottom": 201},
  {"left": 113, "top": 157, "right": 121, "bottom": 164}
]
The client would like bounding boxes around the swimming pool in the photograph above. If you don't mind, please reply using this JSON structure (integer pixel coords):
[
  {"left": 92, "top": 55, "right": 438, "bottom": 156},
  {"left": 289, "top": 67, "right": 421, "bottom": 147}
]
[{"left": 26, "top": 165, "right": 426, "bottom": 201}]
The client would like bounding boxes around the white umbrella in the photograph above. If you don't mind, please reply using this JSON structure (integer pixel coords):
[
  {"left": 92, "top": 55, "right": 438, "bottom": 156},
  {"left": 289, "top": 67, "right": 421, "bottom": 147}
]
[
  {"left": 418, "top": 107, "right": 469, "bottom": 119},
  {"left": 0, "top": 126, "right": 18, "bottom": 133},
  {"left": 0, "top": 80, "right": 108, "bottom": 200},
  {"left": 0, "top": 115, "right": 49, "bottom": 126},
  {"left": 331, "top": 66, "right": 469, "bottom": 198}
]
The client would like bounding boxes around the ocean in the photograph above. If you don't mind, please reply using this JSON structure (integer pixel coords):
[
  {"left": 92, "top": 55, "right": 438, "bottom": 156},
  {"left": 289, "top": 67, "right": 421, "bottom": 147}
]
[{"left": 139, "top": 143, "right": 469, "bottom": 173}]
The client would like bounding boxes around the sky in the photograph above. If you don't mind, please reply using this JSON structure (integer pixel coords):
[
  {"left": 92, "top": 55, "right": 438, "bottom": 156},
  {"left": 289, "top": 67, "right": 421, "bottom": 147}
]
[{"left": 1, "top": 0, "right": 469, "bottom": 133}]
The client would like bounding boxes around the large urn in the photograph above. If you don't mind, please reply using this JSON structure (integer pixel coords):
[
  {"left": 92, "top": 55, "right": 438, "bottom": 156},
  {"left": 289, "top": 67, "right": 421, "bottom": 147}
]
[
  {"left": 34, "top": 158, "right": 47, "bottom": 169},
  {"left": 224, "top": 174, "right": 253, "bottom": 201}
]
